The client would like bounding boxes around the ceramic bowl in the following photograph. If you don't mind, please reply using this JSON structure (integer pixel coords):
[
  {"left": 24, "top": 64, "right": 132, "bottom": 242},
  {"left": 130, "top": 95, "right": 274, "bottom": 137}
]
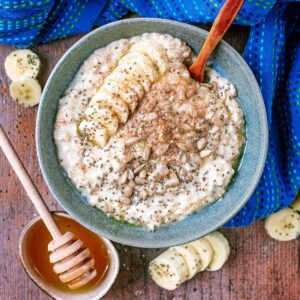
[
  {"left": 36, "top": 18, "right": 268, "bottom": 248},
  {"left": 19, "top": 212, "right": 119, "bottom": 300}
]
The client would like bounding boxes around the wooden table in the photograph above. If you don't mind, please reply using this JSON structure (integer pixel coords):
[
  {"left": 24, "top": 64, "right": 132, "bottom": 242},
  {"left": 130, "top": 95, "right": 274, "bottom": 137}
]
[{"left": 0, "top": 22, "right": 299, "bottom": 300}]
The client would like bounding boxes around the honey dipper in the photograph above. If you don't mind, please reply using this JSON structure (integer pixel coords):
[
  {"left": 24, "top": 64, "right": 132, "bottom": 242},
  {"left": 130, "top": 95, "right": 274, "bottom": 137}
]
[{"left": 0, "top": 125, "right": 96, "bottom": 289}]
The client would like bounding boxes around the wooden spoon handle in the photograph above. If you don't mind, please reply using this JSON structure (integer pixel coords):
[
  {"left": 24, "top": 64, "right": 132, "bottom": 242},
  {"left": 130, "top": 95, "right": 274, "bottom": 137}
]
[
  {"left": 0, "top": 125, "right": 62, "bottom": 240},
  {"left": 189, "top": 0, "right": 244, "bottom": 82}
]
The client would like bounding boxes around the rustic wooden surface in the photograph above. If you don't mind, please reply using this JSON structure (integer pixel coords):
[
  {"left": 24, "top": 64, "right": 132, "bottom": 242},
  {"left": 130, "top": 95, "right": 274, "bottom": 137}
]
[{"left": 0, "top": 22, "right": 299, "bottom": 300}]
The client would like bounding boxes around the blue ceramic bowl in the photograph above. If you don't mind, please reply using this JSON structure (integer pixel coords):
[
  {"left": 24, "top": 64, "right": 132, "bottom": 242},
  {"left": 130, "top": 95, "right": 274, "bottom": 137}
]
[{"left": 37, "top": 18, "right": 268, "bottom": 248}]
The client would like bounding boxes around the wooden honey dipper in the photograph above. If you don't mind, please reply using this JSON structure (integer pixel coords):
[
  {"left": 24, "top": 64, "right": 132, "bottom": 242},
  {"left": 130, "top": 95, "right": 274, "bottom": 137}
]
[{"left": 0, "top": 124, "right": 96, "bottom": 289}]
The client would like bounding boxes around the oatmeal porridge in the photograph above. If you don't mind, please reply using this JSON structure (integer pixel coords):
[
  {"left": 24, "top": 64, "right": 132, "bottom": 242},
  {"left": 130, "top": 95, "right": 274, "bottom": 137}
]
[{"left": 54, "top": 33, "right": 245, "bottom": 230}]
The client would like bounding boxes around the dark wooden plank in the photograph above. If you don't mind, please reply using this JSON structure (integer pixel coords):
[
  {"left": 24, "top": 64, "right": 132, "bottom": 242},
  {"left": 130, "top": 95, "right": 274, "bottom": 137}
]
[{"left": 1, "top": 23, "right": 299, "bottom": 300}]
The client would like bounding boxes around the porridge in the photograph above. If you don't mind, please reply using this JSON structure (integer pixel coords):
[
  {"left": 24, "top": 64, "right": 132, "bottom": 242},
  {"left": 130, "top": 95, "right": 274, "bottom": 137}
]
[{"left": 54, "top": 33, "right": 245, "bottom": 230}]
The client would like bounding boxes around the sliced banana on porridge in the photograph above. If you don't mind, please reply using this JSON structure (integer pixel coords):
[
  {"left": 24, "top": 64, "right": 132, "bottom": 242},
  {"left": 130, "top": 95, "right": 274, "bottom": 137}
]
[
  {"left": 9, "top": 78, "right": 42, "bottom": 107},
  {"left": 125, "top": 78, "right": 145, "bottom": 99},
  {"left": 90, "top": 90, "right": 129, "bottom": 124},
  {"left": 119, "top": 52, "right": 159, "bottom": 83},
  {"left": 129, "top": 41, "right": 168, "bottom": 74},
  {"left": 190, "top": 238, "right": 213, "bottom": 271},
  {"left": 114, "top": 64, "right": 152, "bottom": 92},
  {"left": 84, "top": 106, "right": 119, "bottom": 136},
  {"left": 149, "top": 249, "right": 188, "bottom": 290},
  {"left": 204, "top": 231, "right": 230, "bottom": 271},
  {"left": 265, "top": 207, "right": 300, "bottom": 241},
  {"left": 78, "top": 119, "right": 108, "bottom": 147},
  {"left": 107, "top": 72, "right": 145, "bottom": 99},
  {"left": 101, "top": 80, "right": 139, "bottom": 113},
  {"left": 93, "top": 126, "right": 109, "bottom": 147},
  {"left": 78, "top": 41, "right": 166, "bottom": 146},
  {"left": 78, "top": 119, "right": 94, "bottom": 135},
  {"left": 5, "top": 49, "right": 41, "bottom": 81}
]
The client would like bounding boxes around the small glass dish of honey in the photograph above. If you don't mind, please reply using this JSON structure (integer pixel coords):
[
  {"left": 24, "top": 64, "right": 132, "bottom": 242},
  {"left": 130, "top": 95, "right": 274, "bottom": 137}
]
[{"left": 19, "top": 212, "right": 119, "bottom": 300}]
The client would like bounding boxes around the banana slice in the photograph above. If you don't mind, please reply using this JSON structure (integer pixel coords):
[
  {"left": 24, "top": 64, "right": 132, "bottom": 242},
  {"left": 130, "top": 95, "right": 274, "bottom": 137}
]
[
  {"left": 149, "top": 248, "right": 188, "bottom": 290},
  {"left": 204, "top": 231, "right": 230, "bottom": 271},
  {"left": 189, "top": 238, "right": 213, "bottom": 271},
  {"left": 108, "top": 74, "right": 144, "bottom": 99},
  {"left": 94, "top": 126, "right": 109, "bottom": 147},
  {"left": 84, "top": 106, "right": 119, "bottom": 136},
  {"left": 114, "top": 64, "right": 151, "bottom": 92},
  {"left": 119, "top": 52, "right": 159, "bottom": 83},
  {"left": 101, "top": 80, "right": 139, "bottom": 112},
  {"left": 129, "top": 41, "right": 168, "bottom": 74},
  {"left": 90, "top": 90, "right": 129, "bottom": 124},
  {"left": 78, "top": 120, "right": 108, "bottom": 147},
  {"left": 78, "top": 119, "right": 95, "bottom": 136},
  {"left": 171, "top": 244, "right": 201, "bottom": 279},
  {"left": 9, "top": 78, "right": 42, "bottom": 107},
  {"left": 265, "top": 207, "right": 300, "bottom": 241},
  {"left": 290, "top": 194, "right": 300, "bottom": 212},
  {"left": 5, "top": 49, "right": 41, "bottom": 81}
]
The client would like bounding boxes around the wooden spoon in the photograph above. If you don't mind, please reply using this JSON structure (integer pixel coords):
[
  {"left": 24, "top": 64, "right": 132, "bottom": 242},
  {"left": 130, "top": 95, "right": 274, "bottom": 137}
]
[
  {"left": 0, "top": 125, "right": 97, "bottom": 290},
  {"left": 189, "top": 0, "right": 244, "bottom": 82}
]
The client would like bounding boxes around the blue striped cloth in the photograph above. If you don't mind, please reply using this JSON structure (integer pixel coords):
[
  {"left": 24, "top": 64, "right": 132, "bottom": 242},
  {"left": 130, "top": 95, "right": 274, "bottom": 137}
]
[{"left": 1, "top": 0, "right": 299, "bottom": 227}]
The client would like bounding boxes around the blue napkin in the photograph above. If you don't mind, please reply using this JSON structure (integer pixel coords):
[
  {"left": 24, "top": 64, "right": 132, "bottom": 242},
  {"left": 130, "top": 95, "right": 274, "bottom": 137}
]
[{"left": 0, "top": 0, "right": 299, "bottom": 227}]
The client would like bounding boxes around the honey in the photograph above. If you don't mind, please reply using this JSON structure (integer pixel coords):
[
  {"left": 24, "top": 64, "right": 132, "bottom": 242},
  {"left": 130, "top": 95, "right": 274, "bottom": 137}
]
[{"left": 26, "top": 214, "right": 110, "bottom": 293}]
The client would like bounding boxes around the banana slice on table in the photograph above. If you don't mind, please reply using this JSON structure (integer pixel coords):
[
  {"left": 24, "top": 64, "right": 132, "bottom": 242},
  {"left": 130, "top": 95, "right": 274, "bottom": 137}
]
[
  {"left": 290, "top": 194, "right": 300, "bottom": 212},
  {"left": 78, "top": 119, "right": 108, "bottom": 147},
  {"left": 129, "top": 41, "right": 168, "bottom": 74},
  {"left": 190, "top": 238, "right": 213, "bottom": 271},
  {"left": 149, "top": 232, "right": 231, "bottom": 290},
  {"left": 170, "top": 244, "right": 201, "bottom": 279},
  {"left": 9, "top": 78, "right": 42, "bottom": 107},
  {"left": 149, "top": 248, "right": 188, "bottom": 290},
  {"left": 89, "top": 90, "right": 129, "bottom": 124},
  {"left": 5, "top": 49, "right": 41, "bottom": 81},
  {"left": 119, "top": 52, "right": 159, "bottom": 83},
  {"left": 204, "top": 231, "right": 230, "bottom": 271},
  {"left": 84, "top": 106, "right": 119, "bottom": 136},
  {"left": 265, "top": 207, "right": 300, "bottom": 241},
  {"left": 101, "top": 80, "right": 139, "bottom": 113},
  {"left": 114, "top": 64, "right": 151, "bottom": 92}
]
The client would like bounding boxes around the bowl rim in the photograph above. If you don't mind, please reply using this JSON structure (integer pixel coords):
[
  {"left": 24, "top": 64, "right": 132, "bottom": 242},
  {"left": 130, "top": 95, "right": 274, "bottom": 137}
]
[
  {"left": 19, "top": 211, "right": 120, "bottom": 300},
  {"left": 36, "top": 18, "right": 268, "bottom": 248}
]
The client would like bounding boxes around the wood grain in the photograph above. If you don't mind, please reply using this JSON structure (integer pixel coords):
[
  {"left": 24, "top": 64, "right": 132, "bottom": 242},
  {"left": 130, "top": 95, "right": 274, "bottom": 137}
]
[{"left": 1, "top": 22, "right": 299, "bottom": 300}]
